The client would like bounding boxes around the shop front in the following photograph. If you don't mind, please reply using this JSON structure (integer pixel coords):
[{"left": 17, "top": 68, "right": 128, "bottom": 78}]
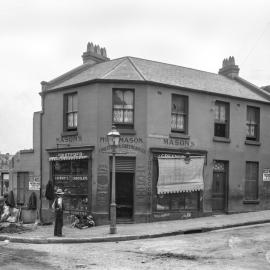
[
  {"left": 150, "top": 148, "right": 207, "bottom": 221},
  {"left": 48, "top": 148, "right": 93, "bottom": 215}
]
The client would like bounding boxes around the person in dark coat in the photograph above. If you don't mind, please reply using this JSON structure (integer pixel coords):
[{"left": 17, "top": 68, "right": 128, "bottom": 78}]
[{"left": 52, "top": 189, "right": 65, "bottom": 237}]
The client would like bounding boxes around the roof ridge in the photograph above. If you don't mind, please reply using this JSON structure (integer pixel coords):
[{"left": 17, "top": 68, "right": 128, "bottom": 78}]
[
  {"left": 127, "top": 57, "right": 146, "bottom": 81},
  {"left": 100, "top": 57, "right": 127, "bottom": 79},
  {"left": 128, "top": 56, "right": 222, "bottom": 77}
]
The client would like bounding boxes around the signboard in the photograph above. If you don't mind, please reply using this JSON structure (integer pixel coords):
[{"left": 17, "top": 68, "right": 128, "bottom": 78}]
[
  {"left": 49, "top": 152, "right": 89, "bottom": 161},
  {"left": 29, "top": 176, "right": 40, "bottom": 190},
  {"left": 263, "top": 169, "right": 270, "bottom": 181},
  {"left": 54, "top": 175, "right": 88, "bottom": 181}
]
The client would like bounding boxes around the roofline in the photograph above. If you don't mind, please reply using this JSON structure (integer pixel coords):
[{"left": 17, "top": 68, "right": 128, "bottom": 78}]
[
  {"left": 40, "top": 78, "right": 270, "bottom": 105},
  {"left": 235, "top": 76, "right": 270, "bottom": 101}
]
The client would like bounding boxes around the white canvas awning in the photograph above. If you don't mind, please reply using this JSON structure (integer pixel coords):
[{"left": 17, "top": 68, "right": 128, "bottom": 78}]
[{"left": 157, "top": 156, "right": 204, "bottom": 194}]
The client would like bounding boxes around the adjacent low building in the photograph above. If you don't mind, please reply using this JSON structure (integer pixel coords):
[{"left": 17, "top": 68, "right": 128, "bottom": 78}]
[{"left": 16, "top": 43, "right": 270, "bottom": 225}]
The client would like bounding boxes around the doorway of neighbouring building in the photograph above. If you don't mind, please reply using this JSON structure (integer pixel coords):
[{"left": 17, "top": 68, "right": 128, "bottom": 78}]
[
  {"left": 110, "top": 157, "right": 135, "bottom": 221},
  {"left": 212, "top": 160, "right": 228, "bottom": 212}
]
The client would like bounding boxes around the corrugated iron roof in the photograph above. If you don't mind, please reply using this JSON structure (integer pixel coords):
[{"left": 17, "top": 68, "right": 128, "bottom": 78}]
[{"left": 45, "top": 56, "right": 270, "bottom": 103}]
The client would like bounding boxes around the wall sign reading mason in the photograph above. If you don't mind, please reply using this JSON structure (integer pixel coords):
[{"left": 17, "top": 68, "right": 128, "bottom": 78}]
[
  {"left": 163, "top": 138, "right": 195, "bottom": 147},
  {"left": 99, "top": 136, "right": 146, "bottom": 154}
]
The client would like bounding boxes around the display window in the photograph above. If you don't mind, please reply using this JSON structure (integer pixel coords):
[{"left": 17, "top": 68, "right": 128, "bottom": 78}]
[
  {"left": 52, "top": 158, "right": 89, "bottom": 212},
  {"left": 152, "top": 152, "right": 204, "bottom": 212}
]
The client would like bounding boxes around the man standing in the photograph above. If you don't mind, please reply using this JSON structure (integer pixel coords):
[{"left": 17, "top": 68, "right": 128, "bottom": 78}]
[{"left": 52, "top": 189, "right": 65, "bottom": 237}]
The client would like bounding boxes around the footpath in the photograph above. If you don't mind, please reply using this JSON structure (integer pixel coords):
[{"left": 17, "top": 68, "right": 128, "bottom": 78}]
[{"left": 0, "top": 210, "right": 270, "bottom": 244}]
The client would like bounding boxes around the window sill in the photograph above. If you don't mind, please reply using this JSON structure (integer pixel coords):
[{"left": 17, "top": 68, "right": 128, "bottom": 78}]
[
  {"left": 61, "top": 131, "right": 78, "bottom": 136},
  {"left": 245, "top": 140, "right": 261, "bottom": 146},
  {"left": 243, "top": 200, "right": 260, "bottom": 204},
  {"left": 118, "top": 129, "right": 136, "bottom": 135},
  {"left": 169, "top": 133, "right": 190, "bottom": 139},
  {"left": 213, "top": 137, "right": 231, "bottom": 143}
]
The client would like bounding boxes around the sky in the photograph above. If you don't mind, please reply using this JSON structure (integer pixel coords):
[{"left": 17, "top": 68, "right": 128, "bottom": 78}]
[{"left": 0, "top": 0, "right": 270, "bottom": 154}]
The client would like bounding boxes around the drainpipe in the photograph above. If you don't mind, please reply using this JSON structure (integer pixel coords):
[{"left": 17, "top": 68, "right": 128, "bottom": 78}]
[{"left": 39, "top": 82, "right": 46, "bottom": 224}]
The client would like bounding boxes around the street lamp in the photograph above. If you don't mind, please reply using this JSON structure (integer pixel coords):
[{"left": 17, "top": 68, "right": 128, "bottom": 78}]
[{"left": 107, "top": 125, "right": 120, "bottom": 234}]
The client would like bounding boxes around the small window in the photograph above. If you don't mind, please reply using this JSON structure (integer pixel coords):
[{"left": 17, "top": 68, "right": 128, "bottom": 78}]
[
  {"left": 113, "top": 89, "right": 134, "bottom": 128},
  {"left": 214, "top": 101, "right": 229, "bottom": 138},
  {"left": 245, "top": 162, "right": 259, "bottom": 200},
  {"left": 64, "top": 93, "right": 78, "bottom": 131},
  {"left": 246, "top": 106, "right": 260, "bottom": 141},
  {"left": 171, "top": 95, "right": 188, "bottom": 133}
]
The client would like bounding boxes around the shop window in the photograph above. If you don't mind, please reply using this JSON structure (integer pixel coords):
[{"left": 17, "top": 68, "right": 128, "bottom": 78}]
[
  {"left": 64, "top": 92, "right": 78, "bottom": 131},
  {"left": 245, "top": 162, "right": 259, "bottom": 200},
  {"left": 171, "top": 94, "right": 188, "bottom": 134},
  {"left": 246, "top": 106, "right": 260, "bottom": 141},
  {"left": 113, "top": 89, "right": 134, "bottom": 128},
  {"left": 157, "top": 192, "right": 198, "bottom": 211},
  {"left": 214, "top": 101, "right": 229, "bottom": 138},
  {"left": 53, "top": 159, "right": 89, "bottom": 212}
]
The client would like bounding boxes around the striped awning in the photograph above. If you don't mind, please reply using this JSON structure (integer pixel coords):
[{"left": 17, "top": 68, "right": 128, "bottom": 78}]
[{"left": 157, "top": 156, "right": 204, "bottom": 194}]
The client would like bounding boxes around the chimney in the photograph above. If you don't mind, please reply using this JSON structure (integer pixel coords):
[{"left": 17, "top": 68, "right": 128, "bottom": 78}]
[
  {"left": 218, "top": 56, "right": 239, "bottom": 79},
  {"left": 81, "top": 42, "right": 110, "bottom": 64}
]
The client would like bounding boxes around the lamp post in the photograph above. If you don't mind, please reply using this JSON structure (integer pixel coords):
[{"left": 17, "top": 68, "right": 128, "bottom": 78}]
[{"left": 107, "top": 125, "right": 120, "bottom": 234}]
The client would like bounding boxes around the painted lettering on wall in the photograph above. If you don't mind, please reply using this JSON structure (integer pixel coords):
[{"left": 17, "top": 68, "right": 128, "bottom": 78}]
[
  {"left": 99, "top": 137, "right": 144, "bottom": 144},
  {"left": 56, "top": 135, "right": 82, "bottom": 144},
  {"left": 99, "top": 136, "right": 146, "bottom": 154},
  {"left": 96, "top": 164, "right": 109, "bottom": 208},
  {"left": 163, "top": 138, "right": 195, "bottom": 147}
]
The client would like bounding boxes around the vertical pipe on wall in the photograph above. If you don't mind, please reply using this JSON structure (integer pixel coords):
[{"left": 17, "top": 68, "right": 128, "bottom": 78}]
[{"left": 39, "top": 89, "right": 45, "bottom": 224}]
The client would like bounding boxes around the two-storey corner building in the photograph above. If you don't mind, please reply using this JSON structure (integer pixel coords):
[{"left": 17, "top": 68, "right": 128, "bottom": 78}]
[{"left": 39, "top": 43, "right": 270, "bottom": 225}]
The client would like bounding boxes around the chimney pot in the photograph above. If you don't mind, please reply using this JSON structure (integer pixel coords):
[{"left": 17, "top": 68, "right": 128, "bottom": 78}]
[
  {"left": 82, "top": 42, "right": 109, "bottom": 64},
  {"left": 219, "top": 56, "right": 239, "bottom": 79}
]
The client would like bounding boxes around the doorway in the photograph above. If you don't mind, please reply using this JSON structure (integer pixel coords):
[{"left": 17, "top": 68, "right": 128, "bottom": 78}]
[
  {"left": 116, "top": 172, "right": 134, "bottom": 219},
  {"left": 212, "top": 160, "right": 228, "bottom": 212},
  {"left": 110, "top": 157, "right": 135, "bottom": 221}
]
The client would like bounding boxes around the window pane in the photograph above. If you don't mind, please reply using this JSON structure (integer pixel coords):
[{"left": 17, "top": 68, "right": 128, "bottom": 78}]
[
  {"left": 123, "top": 90, "right": 133, "bottom": 106},
  {"left": 68, "top": 113, "right": 74, "bottom": 128},
  {"left": 68, "top": 95, "right": 73, "bottom": 112},
  {"left": 172, "top": 96, "right": 185, "bottom": 113},
  {"left": 113, "top": 90, "right": 124, "bottom": 106},
  {"left": 72, "top": 94, "right": 78, "bottom": 111},
  {"left": 215, "top": 123, "right": 226, "bottom": 137},
  {"left": 219, "top": 105, "right": 226, "bottom": 122},
  {"left": 73, "top": 112, "right": 78, "bottom": 127},
  {"left": 124, "top": 110, "right": 133, "bottom": 123},
  {"left": 214, "top": 104, "right": 219, "bottom": 120},
  {"left": 176, "top": 115, "right": 184, "bottom": 130},
  {"left": 171, "top": 114, "right": 177, "bottom": 129},
  {"left": 113, "top": 109, "right": 123, "bottom": 123}
]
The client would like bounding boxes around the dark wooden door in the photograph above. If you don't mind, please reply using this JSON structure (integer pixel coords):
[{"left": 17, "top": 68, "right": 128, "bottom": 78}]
[
  {"left": 212, "top": 161, "right": 228, "bottom": 212},
  {"left": 116, "top": 172, "right": 134, "bottom": 219}
]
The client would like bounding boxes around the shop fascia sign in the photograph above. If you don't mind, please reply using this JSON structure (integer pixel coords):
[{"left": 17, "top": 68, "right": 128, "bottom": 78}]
[
  {"left": 49, "top": 152, "right": 89, "bottom": 161},
  {"left": 99, "top": 136, "right": 146, "bottom": 154},
  {"left": 263, "top": 169, "right": 270, "bottom": 181},
  {"left": 148, "top": 134, "right": 195, "bottom": 148}
]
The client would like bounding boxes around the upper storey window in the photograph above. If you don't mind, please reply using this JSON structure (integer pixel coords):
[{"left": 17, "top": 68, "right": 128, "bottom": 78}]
[
  {"left": 171, "top": 95, "right": 188, "bottom": 134},
  {"left": 64, "top": 93, "right": 78, "bottom": 131},
  {"left": 246, "top": 106, "right": 260, "bottom": 141},
  {"left": 113, "top": 89, "right": 134, "bottom": 128},
  {"left": 214, "top": 101, "right": 229, "bottom": 138}
]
